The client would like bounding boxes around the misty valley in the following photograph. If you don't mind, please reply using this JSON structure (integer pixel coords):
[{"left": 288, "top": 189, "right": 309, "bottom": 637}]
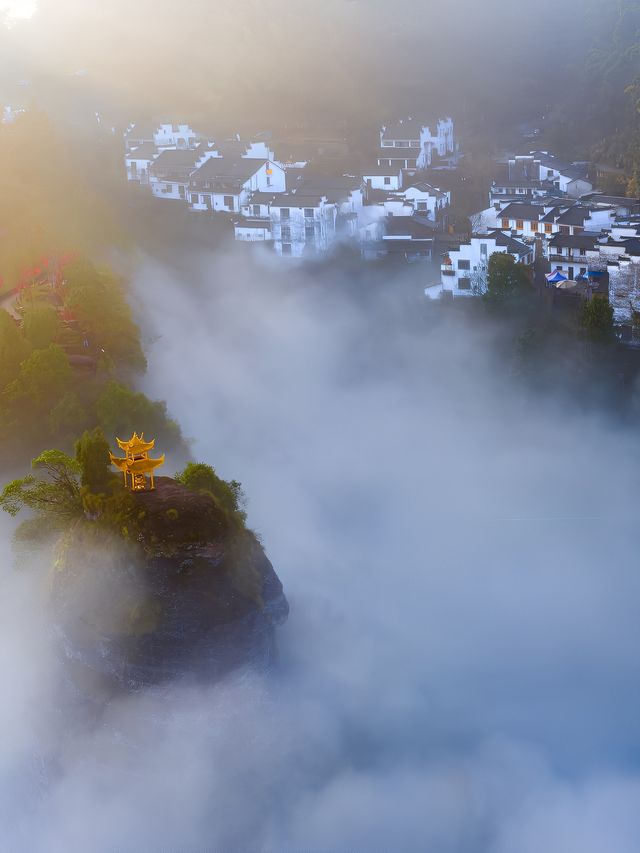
[{"left": 1, "top": 2, "right": 640, "bottom": 851}]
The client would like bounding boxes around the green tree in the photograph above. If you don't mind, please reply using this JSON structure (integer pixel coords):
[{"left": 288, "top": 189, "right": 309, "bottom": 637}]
[
  {"left": 75, "top": 427, "right": 114, "bottom": 493},
  {"left": 2, "top": 344, "right": 73, "bottom": 428},
  {"left": 0, "top": 449, "right": 83, "bottom": 540},
  {"left": 486, "top": 253, "right": 532, "bottom": 303},
  {"left": 96, "top": 380, "right": 181, "bottom": 448},
  {"left": 581, "top": 295, "right": 615, "bottom": 343},
  {"left": 47, "top": 391, "right": 89, "bottom": 440},
  {"left": 175, "top": 462, "right": 246, "bottom": 527},
  {"left": 0, "top": 308, "right": 29, "bottom": 390},
  {"left": 63, "top": 260, "right": 146, "bottom": 372},
  {"left": 21, "top": 301, "right": 63, "bottom": 350}
]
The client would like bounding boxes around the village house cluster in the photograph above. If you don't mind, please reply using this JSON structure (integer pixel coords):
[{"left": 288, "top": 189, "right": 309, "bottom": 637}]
[
  {"left": 123, "top": 118, "right": 640, "bottom": 332},
  {"left": 123, "top": 118, "right": 456, "bottom": 260},
  {"left": 438, "top": 152, "right": 640, "bottom": 322}
]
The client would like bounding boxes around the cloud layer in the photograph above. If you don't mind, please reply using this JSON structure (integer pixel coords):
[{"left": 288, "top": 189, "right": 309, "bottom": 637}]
[{"left": 2, "top": 248, "right": 640, "bottom": 850}]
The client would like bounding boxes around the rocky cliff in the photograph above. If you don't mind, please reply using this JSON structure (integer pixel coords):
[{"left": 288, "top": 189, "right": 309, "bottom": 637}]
[{"left": 52, "top": 477, "right": 288, "bottom": 702}]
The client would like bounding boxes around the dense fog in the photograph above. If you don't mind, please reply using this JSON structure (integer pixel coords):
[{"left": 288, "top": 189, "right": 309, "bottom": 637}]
[
  {"left": 0, "top": 0, "right": 603, "bottom": 132},
  {"left": 2, "top": 251, "right": 640, "bottom": 849},
  {"left": 1, "top": 0, "right": 640, "bottom": 849}
]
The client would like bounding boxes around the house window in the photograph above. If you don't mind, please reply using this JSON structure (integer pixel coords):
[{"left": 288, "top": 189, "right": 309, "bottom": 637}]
[
  {"left": 305, "top": 224, "right": 315, "bottom": 240},
  {"left": 164, "top": 183, "right": 172, "bottom": 193},
  {"left": 417, "top": 202, "right": 427, "bottom": 212},
  {"left": 281, "top": 225, "right": 291, "bottom": 241},
  {"left": 545, "top": 223, "right": 553, "bottom": 234},
  {"left": 458, "top": 277, "right": 471, "bottom": 290},
  {"left": 384, "top": 177, "right": 391, "bottom": 186},
  {"left": 253, "top": 204, "right": 261, "bottom": 216},
  {"left": 179, "top": 185, "right": 186, "bottom": 199},
  {"left": 224, "top": 195, "right": 234, "bottom": 209},
  {"left": 191, "top": 193, "right": 198, "bottom": 204},
  {"left": 559, "top": 225, "right": 570, "bottom": 235},
  {"left": 516, "top": 220, "right": 524, "bottom": 230},
  {"left": 502, "top": 219, "right": 510, "bottom": 229},
  {"left": 282, "top": 243, "right": 292, "bottom": 256},
  {"left": 266, "top": 175, "right": 272, "bottom": 187},
  {"left": 480, "top": 243, "right": 487, "bottom": 257},
  {"left": 204, "top": 194, "right": 212, "bottom": 209},
  {"left": 529, "top": 221, "right": 537, "bottom": 231},
  {"left": 458, "top": 259, "right": 471, "bottom": 270},
  {"left": 281, "top": 208, "right": 290, "bottom": 220},
  {"left": 304, "top": 208, "right": 315, "bottom": 219}
]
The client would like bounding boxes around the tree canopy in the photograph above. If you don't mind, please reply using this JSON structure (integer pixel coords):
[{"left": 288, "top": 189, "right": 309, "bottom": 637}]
[
  {"left": 0, "top": 259, "right": 181, "bottom": 465},
  {"left": 486, "top": 253, "right": 532, "bottom": 304},
  {"left": 581, "top": 296, "right": 615, "bottom": 344}
]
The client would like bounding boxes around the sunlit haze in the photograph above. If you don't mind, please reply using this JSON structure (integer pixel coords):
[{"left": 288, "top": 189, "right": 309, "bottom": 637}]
[{"left": 1, "top": 2, "right": 640, "bottom": 850}]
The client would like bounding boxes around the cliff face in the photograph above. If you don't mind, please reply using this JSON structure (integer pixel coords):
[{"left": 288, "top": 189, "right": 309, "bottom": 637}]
[{"left": 53, "top": 477, "right": 288, "bottom": 701}]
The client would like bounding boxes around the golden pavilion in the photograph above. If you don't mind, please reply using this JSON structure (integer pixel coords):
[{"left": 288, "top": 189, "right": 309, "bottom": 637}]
[{"left": 110, "top": 432, "right": 165, "bottom": 492}]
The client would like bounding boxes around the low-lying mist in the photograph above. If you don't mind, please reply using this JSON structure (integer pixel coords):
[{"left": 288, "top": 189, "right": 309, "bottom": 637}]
[{"left": 2, "top": 249, "right": 640, "bottom": 851}]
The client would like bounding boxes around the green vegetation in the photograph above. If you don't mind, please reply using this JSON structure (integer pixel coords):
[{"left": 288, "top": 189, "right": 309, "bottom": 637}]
[
  {"left": 0, "top": 257, "right": 182, "bottom": 466},
  {"left": 96, "top": 381, "right": 180, "bottom": 448},
  {"left": 0, "top": 433, "right": 259, "bottom": 621},
  {"left": 485, "top": 254, "right": 532, "bottom": 304},
  {"left": 63, "top": 260, "right": 146, "bottom": 371},
  {"left": 175, "top": 462, "right": 247, "bottom": 530},
  {"left": 75, "top": 427, "right": 113, "bottom": 493},
  {"left": 581, "top": 296, "right": 616, "bottom": 344}
]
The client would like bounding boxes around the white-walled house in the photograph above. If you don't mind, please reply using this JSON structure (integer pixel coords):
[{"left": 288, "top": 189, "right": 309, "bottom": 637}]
[
  {"left": 483, "top": 201, "right": 612, "bottom": 241},
  {"left": 149, "top": 146, "right": 217, "bottom": 200},
  {"left": 441, "top": 231, "right": 534, "bottom": 296},
  {"left": 269, "top": 194, "right": 338, "bottom": 256},
  {"left": 188, "top": 159, "right": 286, "bottom": 213},
  {"left": 154, "top": 122, "right": 200, "bottom": 150},
  {"left": 403, "top": 182, "right": 450, "bottom": 220},
  {"left": 378, "top": 117, "right": 454, "bottom": 170},
  {"left": 234, "top": 219, "right": 273, "bottom": 243},
  {"left": 235, "top": 191, "right": 339, "bottom": 256},
  {"left": 363, "top": 164, "right": 404, "bottom": 191},
  {"left": 528, "top": 152, "right": 593, "bottom": 198},
  {"left": 547, "top": 233, "right": 601, "bottom": 279},
  {"left": 126, "top": 142, "right": 160, "bottom": 184},
  {"left": 124, "top": 122, "right": 157, "bottom": 153},
  {"left": 365, "top": 181, "right": 450, "bottom": 224}
]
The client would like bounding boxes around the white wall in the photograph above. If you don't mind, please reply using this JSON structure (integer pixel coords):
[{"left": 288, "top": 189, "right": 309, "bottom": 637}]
[
  {"left": 154, "top": 123, "right": 199, "bottom": 149},
  {"left": 442, "top": 238, "right": 497, "bottom": 295},
  {"left": 561, "top": 176, "right": 593, "bottom": 198},
  {"left": 271, "top": 203, "right": 337, "bottom": 256},
  {"left": 256, "top": 161, "right": 286, "bottom": 193},
  {"left": 585, "top": 208, "right": 616, "bottom": 231},
  {"left": 441, "top": 235, "right": 532, "bottom": 296},
  {"left": 125, "top": 156, "right": 156, "bottom": 184},
  {"left": 364, "top": 172, "right": 403, "bottom": 191},
  {"left": 235, "top": 224, "right": 272, "bottom": 242},
  {"left": 150, "top": 179, "right": 187, "bottom": 201}
]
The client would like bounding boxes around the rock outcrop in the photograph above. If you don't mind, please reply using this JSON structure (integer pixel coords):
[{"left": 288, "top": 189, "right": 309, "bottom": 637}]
[{"left": 52, "top": 477, "right": 288, "bottom": 701}]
